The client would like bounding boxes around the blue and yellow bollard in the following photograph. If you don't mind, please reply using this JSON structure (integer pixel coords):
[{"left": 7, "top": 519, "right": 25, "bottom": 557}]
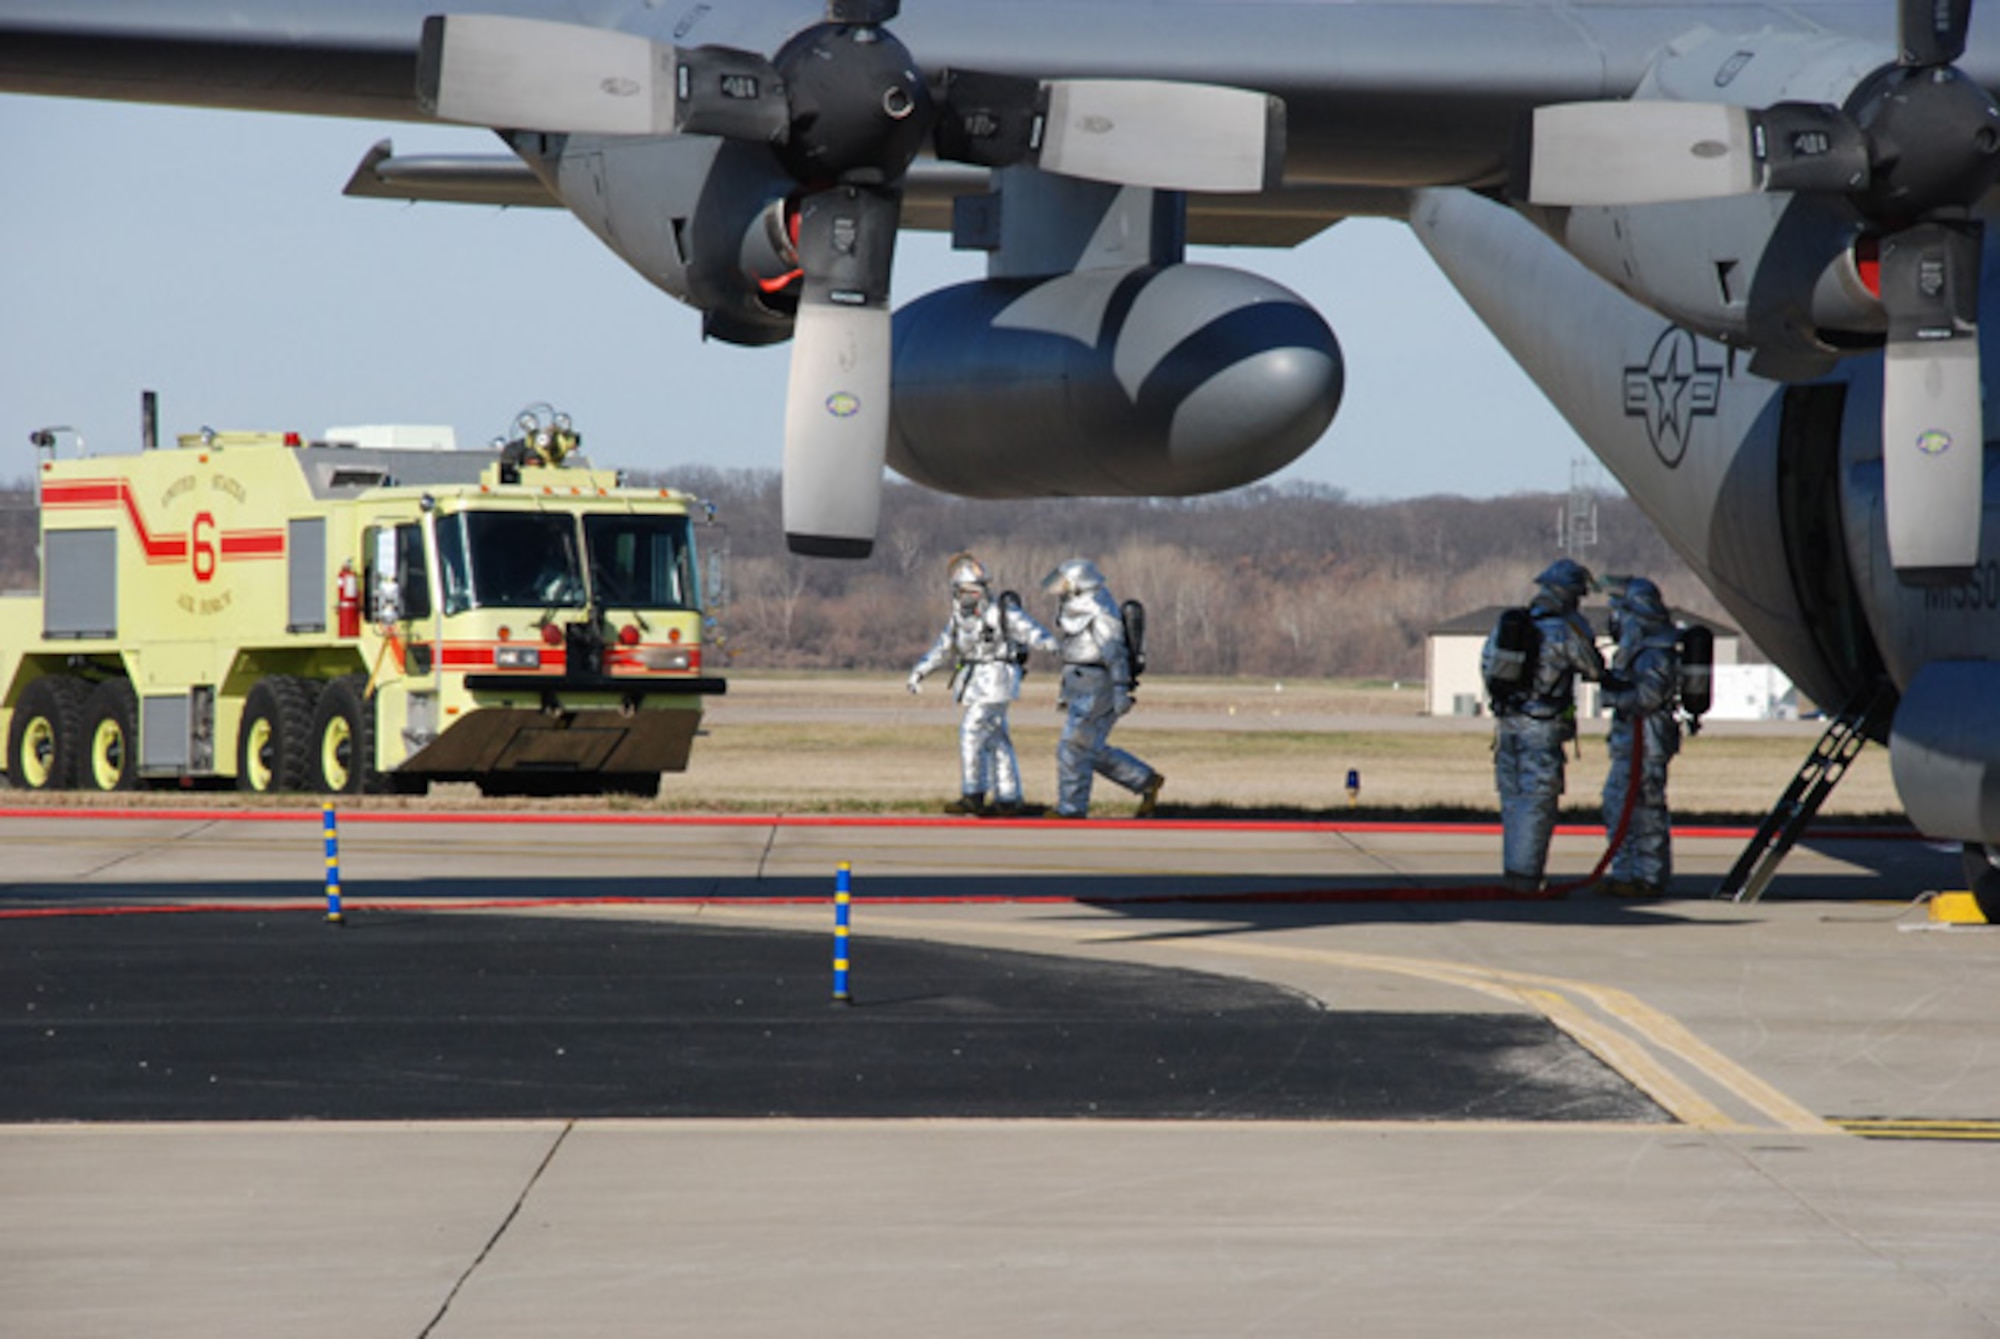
[
  {"left": 323, "top": 802, "right": 345, "bottom": 926},
  {"left": 832, "top": 862, "right": 853, "bottom": 1005}
]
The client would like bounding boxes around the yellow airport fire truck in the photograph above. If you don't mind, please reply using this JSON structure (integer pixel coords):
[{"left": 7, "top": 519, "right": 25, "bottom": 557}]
[{"left": 0, "top": 412, "right": 725, "bottom": 797}]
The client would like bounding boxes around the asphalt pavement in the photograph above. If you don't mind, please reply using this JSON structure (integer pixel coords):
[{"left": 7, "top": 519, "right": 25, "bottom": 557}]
[{"left": 3, "top": 809, "right": 1996, "bottom": 1337}]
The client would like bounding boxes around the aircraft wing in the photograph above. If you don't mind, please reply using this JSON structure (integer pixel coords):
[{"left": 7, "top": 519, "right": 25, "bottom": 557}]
[
  {"left": 0, "top": 0, "right": 1906, "bottom": 550},
  {"left": 340, "top": 138, "right": 554, "bottom": 207},
  {"left": 337, "top": 136, "right": 1396, "bottom": 242},
  {"left": 0, "top": 0, "right": 1772, "bottom": 188},
  {"left": 0, "top": 1, "right": 441, "bottom": 120}
]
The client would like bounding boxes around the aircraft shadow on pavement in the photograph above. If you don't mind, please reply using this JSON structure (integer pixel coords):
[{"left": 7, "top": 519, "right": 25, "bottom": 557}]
[
  {"left": 0, "top": 837, "right": 1935, "bottom": 933},
  {"left": 0, "top": 905, "right": 1672, "bottom": 1127},
  {"left": 8, "top": 834, "right": 1938, "bottom": 1124},
  {"left": 0, "top": 871, "right": 1749, "bottom": 926}
]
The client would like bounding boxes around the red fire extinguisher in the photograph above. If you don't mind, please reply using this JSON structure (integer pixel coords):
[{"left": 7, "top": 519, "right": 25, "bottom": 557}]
[{"left": 336, "top": 560, "right": 361, "bottom": 638}]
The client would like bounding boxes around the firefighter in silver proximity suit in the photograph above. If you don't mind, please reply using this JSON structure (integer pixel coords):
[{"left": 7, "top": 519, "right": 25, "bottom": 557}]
[
  {"left": 1043, "top": 557, "right": 1165, "bottom": 819},
  {"left": 1484, "top": 558, "right": 1606, "bottom": 892},
  {"left": 1596, "top": 576, "right": 1682, "bottom": 897},
  {"left": 908, "top": 553, "right": 1058, "bottom": 816}
]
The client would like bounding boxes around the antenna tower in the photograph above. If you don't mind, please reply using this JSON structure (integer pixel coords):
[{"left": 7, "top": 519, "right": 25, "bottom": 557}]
[{"left": 1557, "top": 457, "right": 1600, "bottom": 554}]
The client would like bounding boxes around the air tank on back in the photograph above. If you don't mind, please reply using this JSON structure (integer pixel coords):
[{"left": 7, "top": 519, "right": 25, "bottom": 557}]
[{"left": 887, "top": 263, "right": 1342, "bottom": 497}]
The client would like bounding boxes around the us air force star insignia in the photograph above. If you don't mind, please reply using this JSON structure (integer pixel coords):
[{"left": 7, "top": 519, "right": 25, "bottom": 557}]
[
  {"left": 825, "top": 392, "right": 861, "bottom": 418},
  {"left": 1622, "top": 327, "right": 1723, "bottom": 467}
]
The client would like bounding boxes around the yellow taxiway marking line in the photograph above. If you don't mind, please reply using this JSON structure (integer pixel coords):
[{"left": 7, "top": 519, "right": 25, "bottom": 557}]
[
  {"left": 1513, "top": 986, "right": 1742, "bottom": 1131},
  {"left": 663, "top": 904, "right": 1833, "bottom": 1136},
  {"left": 1155, "top": 939, "right": 1816, "bottom": 1133},
  {"left": 1834, "top": 1119, "right": 2000, "bottom": 1142},
  {"left": 1552, "top": 979, "right": 1834, "bottom": 1136}
]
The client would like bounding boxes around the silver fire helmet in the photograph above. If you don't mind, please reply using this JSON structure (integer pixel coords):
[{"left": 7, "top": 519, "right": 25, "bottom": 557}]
[
  {"left": 1041, "top": 557, "right": 1104, "bottom": 597},
  {"left": 946, "top": 552, "right": 990, "bottom": 591}
]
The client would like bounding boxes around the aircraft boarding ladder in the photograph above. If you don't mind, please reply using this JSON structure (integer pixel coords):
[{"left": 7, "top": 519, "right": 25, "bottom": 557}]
[{"left": 1713, "top": 680, "right": 1896, "bottom": 904}]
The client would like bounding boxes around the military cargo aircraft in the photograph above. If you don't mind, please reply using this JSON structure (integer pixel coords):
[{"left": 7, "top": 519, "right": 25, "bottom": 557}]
[{"left": 4, "top": 0, "right": 2000, "bottom": 878}]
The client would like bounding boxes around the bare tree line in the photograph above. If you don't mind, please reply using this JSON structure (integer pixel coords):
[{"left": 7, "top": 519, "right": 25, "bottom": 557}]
[
  {"left": 643, "top": 470, "right": 1732, "bottom": 678},
  {"left": 0, "top": 473, "right": 1729, "bottom": 678}
]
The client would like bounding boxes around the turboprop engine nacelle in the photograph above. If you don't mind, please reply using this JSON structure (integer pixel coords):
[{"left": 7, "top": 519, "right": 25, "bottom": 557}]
[
  {"left": 1527, "top": 31, "right": 1887, "bottom": 380},
  {"left": 888, "top": 264, "right": 1342, "bottom": 498},
  {"left": 546, "top": 135, "right": 803, "bottom": 348}
]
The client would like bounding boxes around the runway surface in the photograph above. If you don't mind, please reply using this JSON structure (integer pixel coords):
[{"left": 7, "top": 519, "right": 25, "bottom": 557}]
[
  {"left": 4, "top": 808, "right": 1997, "bottom": 1337},
  {"left": 6, "top": 909, "right": 1662, "bottom": 1124}
]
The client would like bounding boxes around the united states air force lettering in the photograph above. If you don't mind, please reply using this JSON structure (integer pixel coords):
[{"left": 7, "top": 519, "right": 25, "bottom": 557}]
[{"left": 1925, "top": 561, "right": 2000, "bottom": 613}]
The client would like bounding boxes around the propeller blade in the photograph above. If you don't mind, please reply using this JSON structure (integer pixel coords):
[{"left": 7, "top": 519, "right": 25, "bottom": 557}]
[
  {"left": 1528, "top": 100, "right": 1870, "bottom": 204},
  {"left": 420, "top": 19, "right": 795, "bottom": 144},
  {"left": 781, "top": 187, "right": 902, "bottom": 557},
  {"left": 1749, "top": 102, "right": 1872, "bottom": 193},
  {"left": 1530, "top": 101, "right": 1759, "bottom": 205},
  {"left": 934, "top": 74, "right": 1283, "bottom": 193},
  {"left": 1880, "top": 221, "right": 1985, "bottom": 580},
  {"left": 1901, "top": 0, "right": 1974, "bottom": 66},
  {"left": 419, "top": 14, "right": 676, "bottom": 135},
  {"left": 931, "top": 70, "right": 1046, "bottom": 169},
  {"left": 673, "top": 46, "right": 791, "bottom": 142},
  {"left": 1042, "top": 80, "right": 1284, "bottom": 192}
]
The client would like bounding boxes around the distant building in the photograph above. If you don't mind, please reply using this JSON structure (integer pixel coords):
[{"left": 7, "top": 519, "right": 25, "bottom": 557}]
[
  {"left": 1707, "top": 663, "right": 1798, "bottom": 721},
  {"left": 1425, "top": 605, "right": 1742, "bottom": 719}
]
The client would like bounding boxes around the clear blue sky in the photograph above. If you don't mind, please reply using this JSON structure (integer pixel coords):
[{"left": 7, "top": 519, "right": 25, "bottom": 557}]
[{"left": 1, "top": 94, "right": 1596, "bottom": 500}]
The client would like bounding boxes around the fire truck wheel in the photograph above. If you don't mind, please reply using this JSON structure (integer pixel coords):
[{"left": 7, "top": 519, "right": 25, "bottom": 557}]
[
  {"left": 237, "top": 677, "right": 318, "bottom": 793},
  {"left": 8, "top": 675, "right": 90, "bottom": 791},
  {"left": 81, "top": 679, "right": 142, "bottom": 792},
  {"left": 309, "top": 675, "right": 388, "bottom": 795}
]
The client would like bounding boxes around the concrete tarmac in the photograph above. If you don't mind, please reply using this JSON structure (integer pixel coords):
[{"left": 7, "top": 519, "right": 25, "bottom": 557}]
[{"left": 4, "top": 809, "right": 1998, "bottom": 1337}]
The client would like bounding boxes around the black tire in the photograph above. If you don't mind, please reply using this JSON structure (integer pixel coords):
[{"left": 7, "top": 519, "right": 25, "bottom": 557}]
[
  {"left": 308, "top": 675, "right": 391, "bottom": 795},
  {"left": 7, "top": 675, "right": 90, "bottom": 791},
  {"left": 80, "top": 679, "right": 142, "bottom": 792},
  {"left": 236, "top": 676, "right": 319, "bottom": 793}
]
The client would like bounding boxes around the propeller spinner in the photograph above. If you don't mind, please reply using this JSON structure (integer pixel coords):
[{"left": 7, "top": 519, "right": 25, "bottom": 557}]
[
  {"left": 1529, "top": 0, "right": 1997, "bottom": 582},
  {"left": 420, "top": 5, "right": 1284, "bottom": 556}
]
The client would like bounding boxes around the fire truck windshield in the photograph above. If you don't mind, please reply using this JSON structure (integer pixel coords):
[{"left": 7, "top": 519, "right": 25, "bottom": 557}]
[
  {"left": 436, "top": 510, "right": 587, "bottom": 613},
  {"left": 583, "top": 514, "right": 698, "bottom": 612}
]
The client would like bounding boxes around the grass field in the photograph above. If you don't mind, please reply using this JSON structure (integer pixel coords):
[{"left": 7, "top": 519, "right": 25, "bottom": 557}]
[
  {"left": 665, "top": 673, "right": 1903, "bottom": 822},
  {"left": 0, "top": 673, "right": 1904, "bottom": 823}
]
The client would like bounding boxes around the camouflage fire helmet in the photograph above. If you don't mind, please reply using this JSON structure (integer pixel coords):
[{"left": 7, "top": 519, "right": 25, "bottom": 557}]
[
  {"left": 1610, "top": 575, "right": 1670, "bottom": 625},
  {"left": 1533, "top": 557, "right": 1594, "bottom": 606}
]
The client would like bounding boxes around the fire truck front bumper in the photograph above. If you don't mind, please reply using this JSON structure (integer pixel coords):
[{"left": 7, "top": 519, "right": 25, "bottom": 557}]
[{"left": 407, "top": 676, "right": 726, "bottom": 776}]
